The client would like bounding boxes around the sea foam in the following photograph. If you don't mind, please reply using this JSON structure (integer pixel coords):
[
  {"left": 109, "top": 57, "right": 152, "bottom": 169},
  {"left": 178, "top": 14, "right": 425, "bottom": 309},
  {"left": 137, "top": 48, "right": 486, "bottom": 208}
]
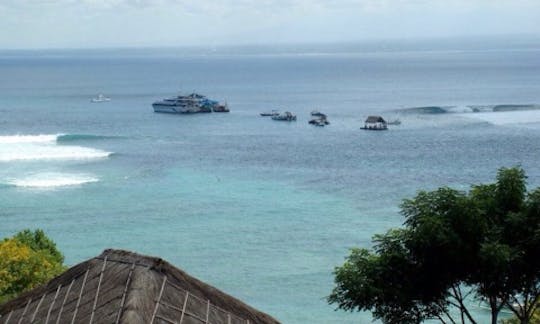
[
  {"left": 0, "top": 134, "right": 58, "bottom": 144},
  {"left": 459, "top": 110, "right": 540, "bottom": 125},
  {"left": 7, "top": 173, "right": 99, "bottom": 188}
]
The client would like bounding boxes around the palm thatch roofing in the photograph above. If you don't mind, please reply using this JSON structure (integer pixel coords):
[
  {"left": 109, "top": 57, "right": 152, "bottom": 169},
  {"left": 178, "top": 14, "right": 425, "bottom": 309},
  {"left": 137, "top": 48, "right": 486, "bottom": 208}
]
[
  {"left": 0, "top": 249, "right": 279, "bottom": 324},
  {"left": 365, "top": 116, "right": 386, "bottom": 123}
]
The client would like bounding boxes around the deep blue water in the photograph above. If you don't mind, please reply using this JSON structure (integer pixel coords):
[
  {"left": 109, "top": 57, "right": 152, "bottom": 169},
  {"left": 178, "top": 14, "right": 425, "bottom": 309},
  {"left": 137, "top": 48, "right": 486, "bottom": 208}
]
[{"left": 1, "top": 42, "right": 540, "bottom": 323}]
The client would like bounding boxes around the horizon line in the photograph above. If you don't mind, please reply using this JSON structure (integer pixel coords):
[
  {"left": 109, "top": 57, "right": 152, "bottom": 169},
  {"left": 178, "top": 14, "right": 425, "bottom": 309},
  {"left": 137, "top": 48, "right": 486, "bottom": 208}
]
[{"left": 1, "top": 33, "right": 539, "bottom": 52}]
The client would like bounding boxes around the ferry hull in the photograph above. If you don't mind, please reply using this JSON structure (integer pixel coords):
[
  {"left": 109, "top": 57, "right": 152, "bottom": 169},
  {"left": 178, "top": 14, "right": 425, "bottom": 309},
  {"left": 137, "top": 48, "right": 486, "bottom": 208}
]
[{"left": 152, "top": 104, "right": 199, "bottom": 114}]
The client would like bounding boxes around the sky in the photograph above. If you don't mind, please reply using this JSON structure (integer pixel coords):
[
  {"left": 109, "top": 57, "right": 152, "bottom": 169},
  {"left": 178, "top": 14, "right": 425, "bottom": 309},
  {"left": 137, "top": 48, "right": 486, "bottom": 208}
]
[{"left": 0, "top": 0, "right": 539, "bottom": 49}]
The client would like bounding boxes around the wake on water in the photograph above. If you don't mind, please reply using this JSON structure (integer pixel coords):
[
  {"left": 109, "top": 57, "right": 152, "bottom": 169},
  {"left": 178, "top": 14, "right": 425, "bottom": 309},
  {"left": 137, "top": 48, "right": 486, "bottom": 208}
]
[{"left": 0, "top": 134, "right": 112, "bottom": 188}]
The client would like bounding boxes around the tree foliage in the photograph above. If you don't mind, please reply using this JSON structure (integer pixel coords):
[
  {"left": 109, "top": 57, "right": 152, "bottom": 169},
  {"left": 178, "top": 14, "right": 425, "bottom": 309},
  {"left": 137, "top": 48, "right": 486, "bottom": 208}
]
[
  {"left": 0, "top": 229, "right": 65, "bottom": 303},
  {"left": 329, "top": 167, "right": 540, "bottom": 324},
  {"left": 12, "top": 229, "right": 64, "bottom": 265},
  {"left": 502, "top": 302, "right": 540, "bottom": 324}
]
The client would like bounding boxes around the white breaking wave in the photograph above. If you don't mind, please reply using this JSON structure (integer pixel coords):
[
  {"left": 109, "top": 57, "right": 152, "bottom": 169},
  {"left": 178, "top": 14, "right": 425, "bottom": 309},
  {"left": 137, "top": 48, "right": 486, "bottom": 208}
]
[
  {"left": 445, "top": 106, "right": 475, "bottom": 114},
  {"left": 459, "top": 110, "right": 540, "bottom": 125},
  {"left": 0, "top": 134, "right": 59, "bottom": 144},
  {"left": 7, "top": 173, "right": 99, "bottom": 188},
  {"left": 0, "top": 145, "right": 112, "bottom": 162},
  {"left": 0, "top": 134, "right": 112, "bottom": 162}
]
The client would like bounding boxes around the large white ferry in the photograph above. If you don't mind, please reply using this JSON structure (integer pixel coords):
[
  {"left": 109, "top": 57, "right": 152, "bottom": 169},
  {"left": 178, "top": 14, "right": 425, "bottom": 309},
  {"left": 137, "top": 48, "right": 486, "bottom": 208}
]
[{"left": 152, "top": 93, "right": 228, "bottom": 114}]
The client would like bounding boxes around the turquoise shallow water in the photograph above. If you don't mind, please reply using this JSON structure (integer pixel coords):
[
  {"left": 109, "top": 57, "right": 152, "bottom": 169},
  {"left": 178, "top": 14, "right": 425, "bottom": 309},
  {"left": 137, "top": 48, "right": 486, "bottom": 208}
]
[{"left": 1, "top": 43, "right": 540, "bottom": 322}]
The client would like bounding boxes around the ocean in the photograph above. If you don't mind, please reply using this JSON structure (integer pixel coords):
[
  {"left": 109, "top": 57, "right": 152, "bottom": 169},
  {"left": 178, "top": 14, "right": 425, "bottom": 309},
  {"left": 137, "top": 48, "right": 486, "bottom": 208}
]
[{"left": 1, "top": 39, "right": 540, "bottom": 323}]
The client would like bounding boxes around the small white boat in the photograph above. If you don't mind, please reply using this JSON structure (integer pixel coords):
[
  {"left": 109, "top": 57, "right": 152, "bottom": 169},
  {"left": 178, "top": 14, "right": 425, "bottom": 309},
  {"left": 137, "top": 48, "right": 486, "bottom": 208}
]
[
  {"left": 260, "top": 110, "right": 280, "bottom": 117},
  {"left": 272, "top": 111, "right": 296, "bottom": 121},
  {"left": 309, "top": 116, "right": 330, "bottom": 126},
  {"left": 91, "top": 94, "right": 111, "bottom": 103},
  {"left": 312, "top": 119, "right": 326, "bottom": 126},
  {"left": 311, "top": 110, "right": 326, "bottom": 118},
  {"left": 213, "top": 103, "right": 230, "bottom": 112}
]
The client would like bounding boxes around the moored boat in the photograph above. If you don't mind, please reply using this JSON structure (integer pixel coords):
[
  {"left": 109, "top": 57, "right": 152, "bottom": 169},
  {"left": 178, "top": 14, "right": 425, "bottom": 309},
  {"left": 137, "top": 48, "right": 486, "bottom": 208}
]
[
  {"left": 309, "top": 119, "right": 327, "bottom": 126},
  {"left": 311, "top": 110, "right": 327, "bottom": 118},
  {"left": 91, "top": 94, "right": 111, "bottom": 103},
  {"left": 272, "top": 111, "right": 296, "bottom": 121},
  {"left": 260, "top": 110, "right": 279, "bottom": 117},
  {"left": 309, "top": 115, "right": 330, "bottom": 126},
  {"left": 213, "top": 103, "right": 230, "bottom": 112},
  {"left": 152, "top": 92, "right": 227, "bottom": 114}
]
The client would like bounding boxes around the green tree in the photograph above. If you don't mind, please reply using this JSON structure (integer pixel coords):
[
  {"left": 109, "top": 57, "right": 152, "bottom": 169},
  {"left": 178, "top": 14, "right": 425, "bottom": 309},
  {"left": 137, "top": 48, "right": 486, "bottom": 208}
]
[
  {"left": 0, "top": 230, "right": 65, "bottom": 303},
  {"left": 12, "top": 229, "right": 64, "bottom": 265},
  {"left": 329, "top": 167, "right": 540, "bottom": 324},
  {"left": 502, "top": 303, "right": 540, "bottom": 324}
]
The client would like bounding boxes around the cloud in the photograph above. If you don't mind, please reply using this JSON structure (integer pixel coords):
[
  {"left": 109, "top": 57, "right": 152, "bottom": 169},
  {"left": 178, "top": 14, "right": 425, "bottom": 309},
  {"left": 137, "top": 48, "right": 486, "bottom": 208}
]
[
  {"left": 2, "top": 0, "right": 538, "bottom": 14},
  {"left": 0, "top": 0, "right": 538, "bottom": 48}
]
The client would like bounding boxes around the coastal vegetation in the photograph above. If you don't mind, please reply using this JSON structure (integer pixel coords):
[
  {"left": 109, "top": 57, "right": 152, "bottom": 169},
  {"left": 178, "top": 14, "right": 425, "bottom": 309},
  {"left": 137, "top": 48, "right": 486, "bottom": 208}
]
[
  {"left": 0, "top": 230, "right": 65, "bottom": 303},
  {"left": 502, "top": 305, "right": 540, "bottom": 324},
  {"left": 329, "top": 167, "right": 540, "bottom": 324}
]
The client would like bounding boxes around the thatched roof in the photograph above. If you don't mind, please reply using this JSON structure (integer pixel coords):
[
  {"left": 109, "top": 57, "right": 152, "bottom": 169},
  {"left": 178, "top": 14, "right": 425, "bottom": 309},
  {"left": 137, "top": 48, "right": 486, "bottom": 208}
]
[
  {"left": 365, "top": 116, "right": 386, "bottom": 123},
  {"left": 0, "top": 249, "right": 279, "bottom": 324}
]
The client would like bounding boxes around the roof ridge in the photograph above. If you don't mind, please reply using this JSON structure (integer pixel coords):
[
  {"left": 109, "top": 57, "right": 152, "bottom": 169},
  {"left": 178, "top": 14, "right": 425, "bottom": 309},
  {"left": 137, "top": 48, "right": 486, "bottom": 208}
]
[{"left": 0, "top": 249, "right": 280, "bottom": 324}]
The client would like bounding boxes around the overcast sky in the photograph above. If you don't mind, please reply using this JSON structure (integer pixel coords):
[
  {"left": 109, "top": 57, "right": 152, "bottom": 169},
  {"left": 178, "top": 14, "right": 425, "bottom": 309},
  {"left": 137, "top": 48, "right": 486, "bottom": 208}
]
[{"left": 0, "top": 0, "right": 539, "bottom": 49}]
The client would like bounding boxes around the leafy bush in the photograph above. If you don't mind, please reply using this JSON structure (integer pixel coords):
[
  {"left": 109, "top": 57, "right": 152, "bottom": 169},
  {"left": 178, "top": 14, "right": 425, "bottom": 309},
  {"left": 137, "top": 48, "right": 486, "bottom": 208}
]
[{"left": 0, "top": 230, "right": 65, "bottom": 303}]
